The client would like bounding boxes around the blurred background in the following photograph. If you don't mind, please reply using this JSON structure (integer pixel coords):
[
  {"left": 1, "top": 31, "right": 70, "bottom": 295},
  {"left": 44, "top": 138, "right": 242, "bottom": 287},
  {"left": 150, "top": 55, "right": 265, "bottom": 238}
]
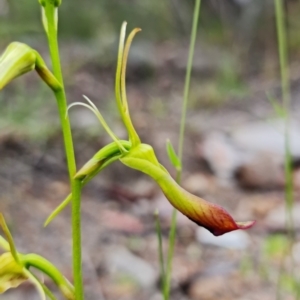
[{"left": 1, "top": 0, "right": 300, "bottom": 299}]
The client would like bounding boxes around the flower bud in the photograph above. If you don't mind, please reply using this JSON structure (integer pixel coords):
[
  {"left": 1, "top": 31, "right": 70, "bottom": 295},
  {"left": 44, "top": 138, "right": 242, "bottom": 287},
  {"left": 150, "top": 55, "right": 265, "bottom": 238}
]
[
  {"left": 0, "top": 42, "right": 61, "bottom": 92},
  {"left": 0, "top": 42, "right": 36, "bottom": 90}
]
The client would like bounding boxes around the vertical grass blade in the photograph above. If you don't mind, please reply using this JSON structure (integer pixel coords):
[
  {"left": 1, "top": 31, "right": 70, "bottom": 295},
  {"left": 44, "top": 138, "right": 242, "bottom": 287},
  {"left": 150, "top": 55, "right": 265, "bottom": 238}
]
[
  {"left": 164, "top": 1, "right": 202, "bottom": 299},
  {"left": 154, "top": 210, "right": 166, "bottom": 294},
  {"left": 274, "top": 0, "right": 297, "bottom": 298},
  {"left": 274, "top": 0, "right": 294, "bottom": 240}
]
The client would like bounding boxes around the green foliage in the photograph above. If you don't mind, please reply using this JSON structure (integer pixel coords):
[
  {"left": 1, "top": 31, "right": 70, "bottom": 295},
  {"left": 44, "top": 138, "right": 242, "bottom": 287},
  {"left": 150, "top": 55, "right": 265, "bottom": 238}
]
[
  {"left": 166, "top": 139, "right": 181, "bottom": 171},
  {"left": 263, "top": 234, "right": 288, "bottom": 259}
]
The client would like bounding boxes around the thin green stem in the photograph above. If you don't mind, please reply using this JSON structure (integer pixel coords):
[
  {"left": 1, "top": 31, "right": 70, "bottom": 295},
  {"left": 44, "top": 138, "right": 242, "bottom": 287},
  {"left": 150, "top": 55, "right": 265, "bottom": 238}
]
[
  {"left": 274, "top": 0, "right": 294, "bottom": 249},
  {"left": 164, "top": 1, "right": 201, "bottom": 299},
  {"left": 275, "top": 0, "right": 290, "bottom": 109},
  {"left": 177, "top": 0, "right": 201, "bottom": 163},
  {"left": 154, "top": 210, "right": 166, "bottom": 295},
  {"left": 274, "top": 0, "right": 296, "bottom": 298},
  {"left": 43, "top": 3, "right": 84, "bottom": 299},
  {"left": 164, "top": 208, "right": 177, "bottom": 300}
]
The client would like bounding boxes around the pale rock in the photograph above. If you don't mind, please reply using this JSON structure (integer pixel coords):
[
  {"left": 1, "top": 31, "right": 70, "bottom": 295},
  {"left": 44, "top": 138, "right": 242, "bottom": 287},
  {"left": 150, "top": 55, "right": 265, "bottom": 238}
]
[
  {"left": 106, "top": 247, "right": 158, "bottom": 288},
  {"left": 200, "top": 132, "right": 243, "bottom": 179},
  {"left": 232, "top": 119, "right": 300, "bottom": 157},
  {"left": 235, "top": 151, "right": 284, "bottom": 189},
  {"left": 196, "top": 227, "right": 250, "bottom": 249},
  {"left": 182, "top": 173, "right": 215, "bottom": 195},
  {"left": 265, "top": 203, "right": 300, "bottom": 230}
]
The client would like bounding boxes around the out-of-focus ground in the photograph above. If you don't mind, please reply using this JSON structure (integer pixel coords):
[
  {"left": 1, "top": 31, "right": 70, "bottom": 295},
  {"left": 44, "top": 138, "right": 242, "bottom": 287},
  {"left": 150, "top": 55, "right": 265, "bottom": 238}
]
[{"left": 2, "top": 1, "right": 300, "bottom": 299}]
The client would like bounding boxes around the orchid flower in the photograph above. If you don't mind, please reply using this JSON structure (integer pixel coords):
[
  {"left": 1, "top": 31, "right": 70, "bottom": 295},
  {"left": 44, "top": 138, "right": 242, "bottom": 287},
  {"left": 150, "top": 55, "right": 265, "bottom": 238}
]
[{"left": 45, "top": 22, "right": 255, "bottom": 236}]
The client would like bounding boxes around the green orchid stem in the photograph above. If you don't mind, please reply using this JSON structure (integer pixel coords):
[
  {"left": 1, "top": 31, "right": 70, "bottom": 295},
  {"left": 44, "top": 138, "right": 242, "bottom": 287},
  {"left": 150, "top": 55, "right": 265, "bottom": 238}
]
[
  {"left": 43, "top": 3, "right": 84, "bottom": 299},
  {"left": 164, "top": 1, "right": 201, "bottom": 299}
]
